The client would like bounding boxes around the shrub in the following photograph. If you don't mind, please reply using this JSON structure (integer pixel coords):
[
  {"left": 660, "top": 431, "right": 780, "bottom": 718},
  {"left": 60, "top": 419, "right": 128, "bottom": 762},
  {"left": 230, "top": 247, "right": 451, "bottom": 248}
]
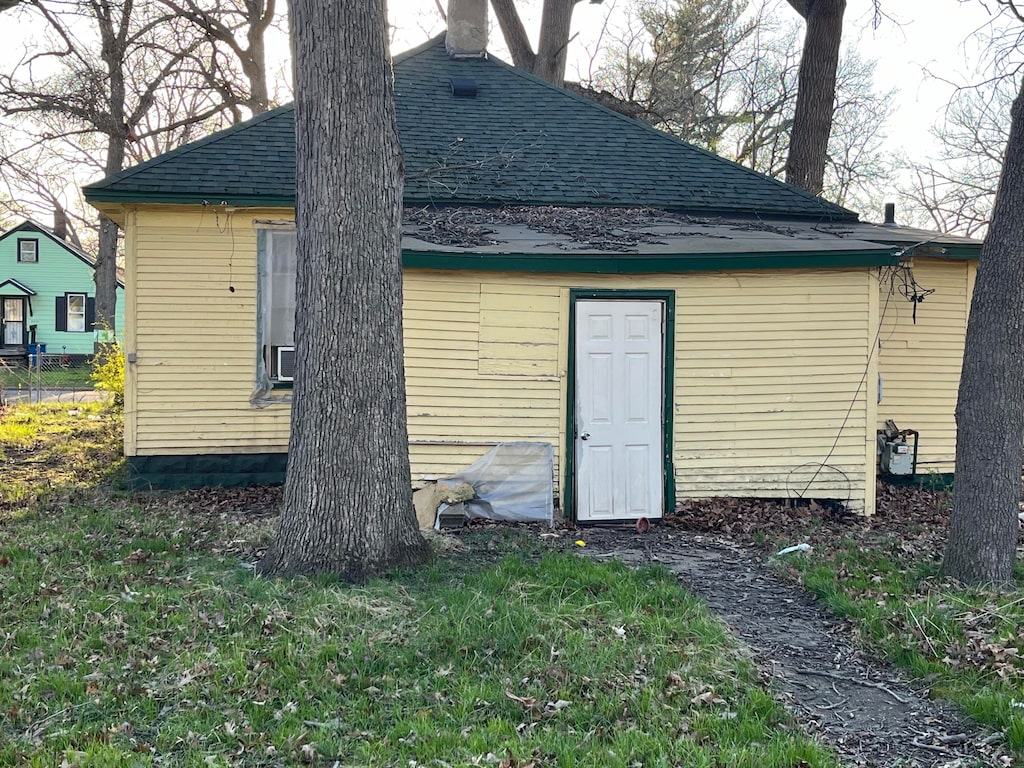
[{"left": 90, "top": 340, "right": 125, "bottom": 409}]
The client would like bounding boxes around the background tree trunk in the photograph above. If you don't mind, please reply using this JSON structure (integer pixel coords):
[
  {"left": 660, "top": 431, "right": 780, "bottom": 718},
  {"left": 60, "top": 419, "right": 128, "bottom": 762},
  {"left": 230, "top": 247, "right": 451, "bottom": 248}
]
[
  {"left": 243, "top": 0, "right": 273, "bottom": 113},
  {"left": 489, "top": 0, "right": 582, "bottom": 87},
  {"left": 257, "top": 0, "right": 429, "bottom": 579},
  {"left": 157, "top": 0, "right": 277, "bottom": 115},
  {"left": 93, "top": 13, "right": 130, "bottom": 337},
  {"left": 942, "top": 73, "right": 1024, "bottom": 586},
  {"left": 93, "top": 215, "right": 120, "bottom": 336},
  {"left": 784, "top": 0, "right": 845, "bottom": 195},
  {"left": 491, "top": 0, "right": 536, "bottom": 71},
  {"left": 534, "top": 0, "right": 580, "bottom": 86}
]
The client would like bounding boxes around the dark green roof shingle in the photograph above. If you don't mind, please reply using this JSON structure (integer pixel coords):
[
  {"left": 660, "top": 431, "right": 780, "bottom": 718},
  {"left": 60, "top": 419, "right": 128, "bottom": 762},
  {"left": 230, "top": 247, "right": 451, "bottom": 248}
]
[{"left": 84, "top": 37, "right": 855, "bottom": 221}]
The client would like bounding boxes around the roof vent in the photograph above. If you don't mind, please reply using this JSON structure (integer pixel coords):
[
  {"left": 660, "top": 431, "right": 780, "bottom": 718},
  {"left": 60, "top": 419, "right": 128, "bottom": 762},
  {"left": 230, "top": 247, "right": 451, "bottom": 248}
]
[{"left": 449, "top": 77, "right": 478, "bottom": 98}]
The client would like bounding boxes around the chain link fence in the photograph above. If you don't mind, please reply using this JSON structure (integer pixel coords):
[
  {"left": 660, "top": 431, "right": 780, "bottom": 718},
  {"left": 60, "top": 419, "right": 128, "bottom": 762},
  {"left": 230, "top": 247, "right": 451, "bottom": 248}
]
[{"left": 0, "top": 352, "right": 100, "bottom": 405}]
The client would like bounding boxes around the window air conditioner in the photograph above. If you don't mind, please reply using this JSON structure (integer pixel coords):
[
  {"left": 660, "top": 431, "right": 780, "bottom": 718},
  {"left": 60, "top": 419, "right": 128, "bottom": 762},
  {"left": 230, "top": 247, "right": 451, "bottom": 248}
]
[{"left": 276, "top": 346, "right": 296, "bottom": 381}]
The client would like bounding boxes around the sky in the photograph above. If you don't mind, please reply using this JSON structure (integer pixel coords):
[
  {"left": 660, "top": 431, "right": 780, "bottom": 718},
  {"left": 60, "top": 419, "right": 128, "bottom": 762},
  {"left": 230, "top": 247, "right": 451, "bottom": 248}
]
[
  {"left": 0, "top": 0, "right": 1010, "bottom": 165},
  {"left": 380, "top": 0, "right": 1015, "bottom": 225},
  {"left": 0, "top": 0, "right": 1015, "bottom": 228},
  {"left": 387, "top": 0, "right": 1010, "bottom": 164}
]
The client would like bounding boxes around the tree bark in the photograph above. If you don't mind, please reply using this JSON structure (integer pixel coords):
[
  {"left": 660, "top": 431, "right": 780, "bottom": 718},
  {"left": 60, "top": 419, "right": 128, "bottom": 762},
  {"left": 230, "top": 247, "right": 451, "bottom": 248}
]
[
  {"left": 489, "top": 0, "right": 583, "bottom": 87},
  {"left": 93, "top": 3, "right": 130, "bottom": 337},
  {"left": 534, "top": 0, "right": 580, "bottom": 86},
  {"left": 491, "top": 0, "right": 536, "bottom": 71},
  {"left": 941, "top": 73, "right": 1024, "bottom": 586},
  {"left": 94, "top": 214, "right": 120, "bottom": 335},
  {"left": 784, "top": 0, "right": 845, "bottom": 195},
  {"left": 244, "top": 0, "right": 273, "bottom": 113},
  {"left": 256, "top": 0, "right": 429, "bottom": 579}
]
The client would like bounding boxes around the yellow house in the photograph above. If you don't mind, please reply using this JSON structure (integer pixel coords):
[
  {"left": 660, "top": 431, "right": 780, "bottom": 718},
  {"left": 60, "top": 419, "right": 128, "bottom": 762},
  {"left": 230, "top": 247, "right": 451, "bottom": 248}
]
[{"left": 84, "top": 26, "right": 979, "bottom": 522}]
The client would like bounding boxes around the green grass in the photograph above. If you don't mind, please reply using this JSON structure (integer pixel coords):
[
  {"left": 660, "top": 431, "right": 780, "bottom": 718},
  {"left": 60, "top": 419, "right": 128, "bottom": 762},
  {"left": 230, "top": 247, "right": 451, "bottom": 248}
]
[
  {"left": 0, "top": 404, "right": 838, "bottom": 767},
  {"left": 0, "top": 364, "right": 95, "bottom": 390},
  {"left": 0, "top": 402, "right": 122, "bottom": 502},
  {"left": 782, "top": 539, "right": 1024, "bottom": 753}
]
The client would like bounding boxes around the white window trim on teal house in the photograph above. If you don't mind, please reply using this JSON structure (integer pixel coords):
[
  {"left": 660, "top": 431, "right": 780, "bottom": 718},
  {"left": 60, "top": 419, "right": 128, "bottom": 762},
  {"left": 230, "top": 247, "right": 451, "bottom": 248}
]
[
  {"left": 17, "top": 238, "right": 38, "bottom": 263},
  {"left": 66, "top": 292, "right": 87, "bottom": 332}
]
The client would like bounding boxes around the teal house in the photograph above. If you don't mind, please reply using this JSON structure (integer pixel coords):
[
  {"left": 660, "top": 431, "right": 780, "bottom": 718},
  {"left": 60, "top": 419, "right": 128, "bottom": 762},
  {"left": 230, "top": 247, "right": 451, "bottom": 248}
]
[{"left": 0, "top": 219, "right": 124, "bottom": 363}]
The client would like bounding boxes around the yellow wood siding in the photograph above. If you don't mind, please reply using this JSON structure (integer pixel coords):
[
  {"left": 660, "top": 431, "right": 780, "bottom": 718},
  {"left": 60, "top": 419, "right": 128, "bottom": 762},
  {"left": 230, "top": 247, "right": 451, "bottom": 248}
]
[
  {"left": 877, "top": 258, "right": 973, "bottom": 473},
  {"left": 123, "top": 210, "right": 138, "bottom": 456},
  {"left": 127, "top": 208, "right": 882, "bottom": 513},
  {"left": 672, "top": 272, "right": 876, "bottom": 513},
  {"left": 478, "top": 283, "right": 560, "bottom": 377},
  {"left": 129, "top": 209, "right": 291, "bottom": 456},
  {"left": 403, "top": 274, "right": 563, "bottom": 487}
]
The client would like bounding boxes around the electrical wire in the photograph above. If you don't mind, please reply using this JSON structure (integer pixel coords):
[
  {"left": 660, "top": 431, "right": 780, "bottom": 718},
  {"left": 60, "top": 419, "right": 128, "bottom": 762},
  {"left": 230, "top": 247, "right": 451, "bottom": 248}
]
[
  {"left": 892, "top": 264, "right": 934, "bottom": 323},
  {"left": 785, "top": 461, "right": 852, "bottom": 508},
  {"left": 795, "top": 255, "right": 936, "bottom": 503},
  {"left": 795, "top": 259, "right": 898, "bottom": 501}
]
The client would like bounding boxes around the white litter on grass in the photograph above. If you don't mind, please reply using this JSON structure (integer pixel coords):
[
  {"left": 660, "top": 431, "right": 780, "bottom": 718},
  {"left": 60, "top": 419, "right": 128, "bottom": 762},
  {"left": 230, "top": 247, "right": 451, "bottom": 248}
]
[{"left": 775, "top": 543, "right": 812, "bottom": 557}]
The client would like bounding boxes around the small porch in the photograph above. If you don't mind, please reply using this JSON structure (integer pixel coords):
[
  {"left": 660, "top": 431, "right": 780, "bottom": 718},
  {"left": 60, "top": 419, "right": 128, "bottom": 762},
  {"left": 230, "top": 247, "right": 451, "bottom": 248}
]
[{"left": 0, "top": 278, "right": 36, "bottom": 365}]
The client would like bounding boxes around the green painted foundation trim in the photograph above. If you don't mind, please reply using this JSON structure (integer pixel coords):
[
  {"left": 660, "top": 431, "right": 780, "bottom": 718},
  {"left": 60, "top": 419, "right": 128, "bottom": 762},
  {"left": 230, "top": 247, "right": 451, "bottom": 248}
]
[
  {"left": 880, "top": 473, "right": 954, "bottom": 492},
  {"left": 128, "top": 453, "right": 287, "bottom": 491},
  {"left": 403, "top": 248, "right": 896, "bottom": 274}
]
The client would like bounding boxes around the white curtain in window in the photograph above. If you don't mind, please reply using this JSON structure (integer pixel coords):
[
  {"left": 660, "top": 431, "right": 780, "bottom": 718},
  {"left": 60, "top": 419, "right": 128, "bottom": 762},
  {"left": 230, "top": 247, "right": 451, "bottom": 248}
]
[
  {"left": 68, "top": 294, "right": 86, "bottom": 333},
  {"left": 264, "top": 230, "right": 296, "bottom": 347}
]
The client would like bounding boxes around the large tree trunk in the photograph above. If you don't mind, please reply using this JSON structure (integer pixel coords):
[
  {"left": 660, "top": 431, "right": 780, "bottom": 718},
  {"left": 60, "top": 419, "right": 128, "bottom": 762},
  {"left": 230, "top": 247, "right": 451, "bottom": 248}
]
[
  {"left": 489, "top": 0, "right": 582, "bottom": 87},
  {"left": 534, "top": 0, "right": 579, "bottom": 86},
  {"left": 94, "top": 21, "right": 129, "bottom": 338},
  {"left": 491, "top": 0, "right": 536, "bottom": 71},
  {"left": 257, "top": 0, "right": 429, "bottom": 579},
  {"left": 784, "top": 0, "right": 845, "bottom": 195},
  {"left": 941, "top": 74, "right": 1024, "bottom": 586},
  {"left": 93, "top": 215, "right": 120, "bottom": 335}
]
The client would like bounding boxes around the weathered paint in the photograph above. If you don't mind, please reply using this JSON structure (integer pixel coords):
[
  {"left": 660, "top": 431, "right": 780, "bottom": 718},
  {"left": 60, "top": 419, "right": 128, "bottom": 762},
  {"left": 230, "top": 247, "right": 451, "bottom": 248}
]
[
  {"left": 877, "top": 258, "right": 974, "bottom": 475},
  {"left": 126, "top": 207, "right": 891, "bottom": 513}
]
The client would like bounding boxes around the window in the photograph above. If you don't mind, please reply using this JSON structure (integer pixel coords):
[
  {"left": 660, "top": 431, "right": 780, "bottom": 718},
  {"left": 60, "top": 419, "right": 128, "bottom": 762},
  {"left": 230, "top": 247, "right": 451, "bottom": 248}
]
[
  {"left": 55, "top": 294, "right": 93, "bottom": 332},
  {"left": 17, "top": 239, "right": 38, "bottom": 263},
  {"left": 66, "top": 293, "right": 87, "bottom": 332},
  {"left": 257, "top": 229, "right": 296, "bottom": 387}
]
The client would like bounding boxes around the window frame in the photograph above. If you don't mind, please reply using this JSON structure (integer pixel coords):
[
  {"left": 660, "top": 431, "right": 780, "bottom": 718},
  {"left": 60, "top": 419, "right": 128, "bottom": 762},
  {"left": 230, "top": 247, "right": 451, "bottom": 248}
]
[
  {"left": 253, "top": 225, "right": 297, "bottom": 401},
  {"left": 66, "top": 292, "right": 87, "bottom": 333},
  {"left": 17, "top": 238, "right": 38, "bottom": 263}
]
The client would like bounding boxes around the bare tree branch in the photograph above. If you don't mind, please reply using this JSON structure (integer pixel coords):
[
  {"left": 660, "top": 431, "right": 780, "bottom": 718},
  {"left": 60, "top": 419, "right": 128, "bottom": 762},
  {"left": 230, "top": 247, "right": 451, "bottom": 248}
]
[{"left": 490, "top": 0, "right": 537, "bottom": 70}]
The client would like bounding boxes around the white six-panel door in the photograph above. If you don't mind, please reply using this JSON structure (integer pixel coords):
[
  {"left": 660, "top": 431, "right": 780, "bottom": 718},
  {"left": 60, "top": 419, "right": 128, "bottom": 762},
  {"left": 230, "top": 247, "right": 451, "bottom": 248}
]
[{"left": 575, "top": 300, "right": 664, "bottom": 522}]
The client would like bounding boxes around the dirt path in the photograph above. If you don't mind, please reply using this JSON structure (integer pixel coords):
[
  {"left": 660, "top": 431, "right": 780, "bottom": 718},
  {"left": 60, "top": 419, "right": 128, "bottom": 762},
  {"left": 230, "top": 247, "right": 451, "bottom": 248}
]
[{"left": 572, "top": 526, "right": 1011, "bottom": 768}]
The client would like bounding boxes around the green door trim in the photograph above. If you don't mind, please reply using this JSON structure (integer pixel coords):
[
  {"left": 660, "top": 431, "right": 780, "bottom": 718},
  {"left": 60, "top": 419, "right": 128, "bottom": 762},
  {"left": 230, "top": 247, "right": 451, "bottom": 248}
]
[{"left": 565, "top": 289, "right": 676, "bottom": 522}]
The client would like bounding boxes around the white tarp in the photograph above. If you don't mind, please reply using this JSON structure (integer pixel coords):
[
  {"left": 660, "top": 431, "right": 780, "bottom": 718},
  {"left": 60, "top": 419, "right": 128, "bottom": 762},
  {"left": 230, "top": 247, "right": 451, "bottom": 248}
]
[{"left": 439, "top": 442, "right": 554, "bottom": 526}]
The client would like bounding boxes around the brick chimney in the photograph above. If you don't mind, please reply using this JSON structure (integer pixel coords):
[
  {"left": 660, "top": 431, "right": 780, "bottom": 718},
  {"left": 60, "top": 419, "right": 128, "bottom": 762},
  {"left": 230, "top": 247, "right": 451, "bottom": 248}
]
[
  {"left": 445, "top": 0, "right": 487, "bottom": 59},
  {"left": 53, "top": 205, "right": 67, "bottom": 241}
]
